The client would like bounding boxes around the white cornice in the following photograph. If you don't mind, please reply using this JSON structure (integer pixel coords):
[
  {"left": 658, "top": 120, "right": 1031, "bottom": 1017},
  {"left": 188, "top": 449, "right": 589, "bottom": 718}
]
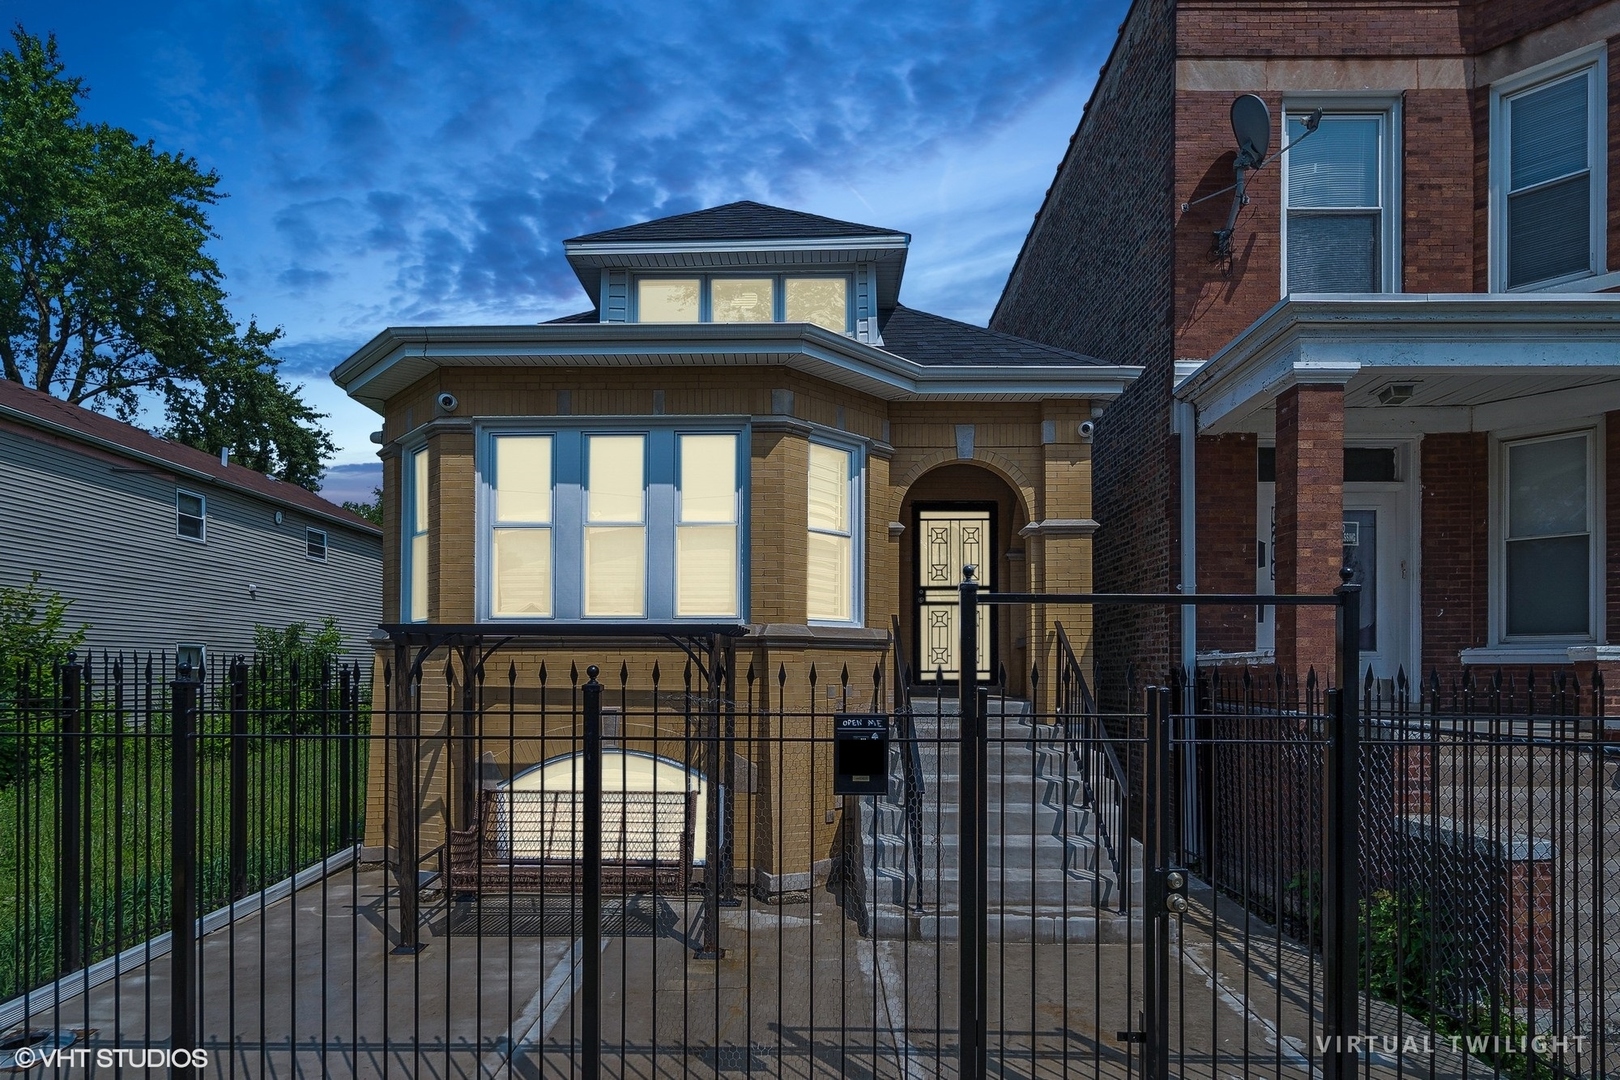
[
  {"left": 563, "top": 236, "right": 909, "bottom": 258},
  {"left": 1177, "top": 293, "right": 1620, "bottom": 432},
  {"left": 331, "top": 323, "right": 1142, "bottom": 413}
]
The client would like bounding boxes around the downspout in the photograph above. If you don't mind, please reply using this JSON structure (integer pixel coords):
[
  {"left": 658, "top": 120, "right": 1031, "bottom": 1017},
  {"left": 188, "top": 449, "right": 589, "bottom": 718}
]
[{"left": 1174, "top": 399, "right": 1198, "bottom": 671}]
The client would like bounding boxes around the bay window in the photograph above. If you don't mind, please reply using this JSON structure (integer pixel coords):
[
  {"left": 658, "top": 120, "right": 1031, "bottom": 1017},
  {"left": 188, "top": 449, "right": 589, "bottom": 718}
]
[
  {"left": 807, "top": 441, "right": 861, "bottom": 624},
  {"left": 403, "top": 447, "right": 429, "bottom": 622},
  {"left": 480, "top": 426, "right": 745, "bottom": 621},
  {"left": 1501, "top": 431, "right": 1596, "bottom": 640}
]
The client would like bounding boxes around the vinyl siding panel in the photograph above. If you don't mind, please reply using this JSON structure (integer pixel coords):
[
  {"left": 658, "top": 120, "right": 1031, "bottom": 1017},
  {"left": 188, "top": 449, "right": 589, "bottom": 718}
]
[{"left": 0, "top": 428, "right": 382, "bottom": 667}]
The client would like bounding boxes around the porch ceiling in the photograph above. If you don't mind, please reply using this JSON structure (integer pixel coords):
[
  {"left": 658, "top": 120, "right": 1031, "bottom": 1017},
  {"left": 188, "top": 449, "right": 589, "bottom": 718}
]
[{"left": 1178, "top": 293, "right": 1620, "bottom": 435}]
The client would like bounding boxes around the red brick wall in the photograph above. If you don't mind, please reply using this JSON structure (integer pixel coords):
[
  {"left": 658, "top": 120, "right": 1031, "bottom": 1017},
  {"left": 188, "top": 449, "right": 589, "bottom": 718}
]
[
  {"left": 1420, "top": 433, "right": 1490, "bottom": 675},
  {"left": 1195, "top": 433, "right": 1258, "bottom": 652},
  {"left": 1404, "top": 89, "right": 1476, "bottom": 292},
  {"left": 1275, "top": 385, "right": 1343, "bottom": 677}
]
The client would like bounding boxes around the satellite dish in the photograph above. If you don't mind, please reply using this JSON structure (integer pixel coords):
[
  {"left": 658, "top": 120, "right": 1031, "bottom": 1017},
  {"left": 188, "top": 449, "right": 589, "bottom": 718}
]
[{"left": 1231, "top": 95, "right": 1271, "bottom": 168}]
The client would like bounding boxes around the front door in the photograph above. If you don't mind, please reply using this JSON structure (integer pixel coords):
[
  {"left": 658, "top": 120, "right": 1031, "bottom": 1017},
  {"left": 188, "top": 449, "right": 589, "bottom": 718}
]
[
  {"left": 1342, "top": 489, "right": 1410, "bottom": 683},
  {"left": 915, "top": 507, "right": 993, "bottom": 683}
]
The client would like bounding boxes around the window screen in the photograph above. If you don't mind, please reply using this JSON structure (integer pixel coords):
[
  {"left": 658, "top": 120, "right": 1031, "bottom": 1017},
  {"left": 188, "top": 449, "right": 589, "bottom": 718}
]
[{"left": 177, "top": 491, "right": 205, "bottom": 540}]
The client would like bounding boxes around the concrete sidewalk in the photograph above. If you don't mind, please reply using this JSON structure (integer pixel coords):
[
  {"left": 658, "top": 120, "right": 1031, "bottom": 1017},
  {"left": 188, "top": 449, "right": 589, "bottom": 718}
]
[{"left": 13, "top": 865, "right": 1502, "bottom": 1079}]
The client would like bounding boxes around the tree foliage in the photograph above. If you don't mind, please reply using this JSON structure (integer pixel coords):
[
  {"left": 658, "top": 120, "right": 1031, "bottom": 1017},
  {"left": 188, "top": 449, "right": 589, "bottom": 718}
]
[
  {"left": 341, "top": 487, "right": 383, "bottom": 527},
  {"left": 0, "top": 27, "right": 335, "bottom": 489}
]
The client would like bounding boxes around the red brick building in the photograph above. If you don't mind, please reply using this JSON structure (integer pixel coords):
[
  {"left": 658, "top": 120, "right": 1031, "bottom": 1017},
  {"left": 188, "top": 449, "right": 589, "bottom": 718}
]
[{"left": 994, "top": 0, "right": 1620, "bottom": 704}]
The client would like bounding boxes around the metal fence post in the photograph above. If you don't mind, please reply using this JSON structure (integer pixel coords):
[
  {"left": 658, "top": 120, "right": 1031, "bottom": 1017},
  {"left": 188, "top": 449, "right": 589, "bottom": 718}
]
[
  {"left": 1325, "top": 575, "right": 1362, "bottom": 1080},
  {"left": 395, "top": 650, "right": 422, "bottom": 954},
  {"left": 171, "top": 664, "right": 201, "bottom": 1076},
  {"left": 230, "top": 658, "right": 249, "bottom": 901},
  {"left": 60, "top": 654, "right": 84, "bottom": 976},
  {"left": 340, "top": 665, "right": 355, "bottom": 846},
  {"left": 582, "top": 666, "right": 603, "bottom": 1079},
  {"left": 1143, "top": 685, "right": 1171, "bottom": 1080},
  {"left": 958, "top": 566, "right": 985, "bottom": 1080}
]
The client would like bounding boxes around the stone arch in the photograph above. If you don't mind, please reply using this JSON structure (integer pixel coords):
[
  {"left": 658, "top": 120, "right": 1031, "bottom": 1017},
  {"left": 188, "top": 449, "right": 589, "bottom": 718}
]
[{"left": 895, "top": 449, "right": 1036, "bottom": 521}]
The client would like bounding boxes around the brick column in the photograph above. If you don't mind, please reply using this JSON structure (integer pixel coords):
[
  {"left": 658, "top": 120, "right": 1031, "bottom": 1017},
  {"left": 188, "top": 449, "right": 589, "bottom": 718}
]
[{"left": 1274, "top": 384, "right": 1344, "bottom": 680}]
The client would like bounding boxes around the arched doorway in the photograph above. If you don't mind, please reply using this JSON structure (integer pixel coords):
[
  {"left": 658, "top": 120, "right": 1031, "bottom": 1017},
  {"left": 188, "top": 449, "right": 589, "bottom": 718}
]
[
  {"left": 499, "top": 749, "right": 712, "bottom": 864},
  {"left": 898, "top": 462, "right": 1030, "bottom": 691}
]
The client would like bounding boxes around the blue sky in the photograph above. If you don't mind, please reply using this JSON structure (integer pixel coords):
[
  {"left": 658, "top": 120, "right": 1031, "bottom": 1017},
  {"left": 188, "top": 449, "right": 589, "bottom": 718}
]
[{"left": 9, "top": 1, "right": 1122, "bottom": 503}]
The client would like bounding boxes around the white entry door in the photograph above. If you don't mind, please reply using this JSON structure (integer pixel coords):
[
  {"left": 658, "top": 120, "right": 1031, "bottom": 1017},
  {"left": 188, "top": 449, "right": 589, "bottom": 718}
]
[
  {"left": 1254, "top": 484, "right": 1412, "bottom": 682},
  {"left": 1342, "top": 489, "right": 1411, "bottom": 683}
]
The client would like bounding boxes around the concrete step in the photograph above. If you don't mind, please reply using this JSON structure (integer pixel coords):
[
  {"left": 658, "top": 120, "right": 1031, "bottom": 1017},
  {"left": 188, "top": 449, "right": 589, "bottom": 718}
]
[
  {"left": 865, "top": 906, "right": 1142, "bottom": 944},
  {"left": 861, "top": 863, "right": 1119, "bottom": 908}
]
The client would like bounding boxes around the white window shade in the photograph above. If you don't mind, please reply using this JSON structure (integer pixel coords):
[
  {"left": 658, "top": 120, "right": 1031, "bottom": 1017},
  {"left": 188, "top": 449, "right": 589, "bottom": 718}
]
[
  {"left": 807, "top": 443, "right": 855, "bottom": 622},
  {"left": 585, "top": 435, "right": 646, "bottom": 617},
  {"left": 493, "top": 436, "right": 552, "bottom": 523},
  {"left": 677, "top": 435, "right": 738, "bottom": 616},
  {"left": 785, "top": 278, "right": 849, "bottom": 333},
  {"left": 711, "top": 279, "right": 773, "bottom": 323},
  {"left": 637, "top": 279, "right": 699, "bottom": 322}
]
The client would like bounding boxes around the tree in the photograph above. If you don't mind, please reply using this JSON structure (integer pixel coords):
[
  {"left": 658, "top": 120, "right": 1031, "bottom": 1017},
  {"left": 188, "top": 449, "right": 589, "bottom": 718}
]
[
  {"left": 341, "top": 487, "right": 383, "bottom": 526},
  {"left": 0, "top": 28, "right": 335, "bottom": 489}
]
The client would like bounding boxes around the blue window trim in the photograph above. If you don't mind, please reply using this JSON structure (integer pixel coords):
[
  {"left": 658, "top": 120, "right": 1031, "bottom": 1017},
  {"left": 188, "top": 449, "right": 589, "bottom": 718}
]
[
  {"left": 630, "top": 272, "right": 854, "bottom": 333},
  {"left": 476, "top": 418, "right": 750, "bottom": 623},
  {"left": 806, "top": 431, "right": 866, "bottom": 628}
]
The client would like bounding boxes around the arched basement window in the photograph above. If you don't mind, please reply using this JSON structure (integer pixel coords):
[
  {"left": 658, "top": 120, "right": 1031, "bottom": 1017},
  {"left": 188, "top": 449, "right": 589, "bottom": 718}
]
[{"left": 496, "top": 749, "right": 712, "bottom": 865}]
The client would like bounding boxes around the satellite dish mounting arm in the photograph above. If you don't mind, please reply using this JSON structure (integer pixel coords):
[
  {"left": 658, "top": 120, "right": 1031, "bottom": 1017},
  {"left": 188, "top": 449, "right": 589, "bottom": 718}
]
[{"left": 1194, "top": 102, "right": 1322, "bottom": 263}]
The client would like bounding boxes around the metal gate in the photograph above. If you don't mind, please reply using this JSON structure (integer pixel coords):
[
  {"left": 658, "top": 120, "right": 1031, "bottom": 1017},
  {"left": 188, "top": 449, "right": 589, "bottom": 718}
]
[
  {"left": 957, "top": 568, "right": 1362, "bottom": 1080},
  {"left": 9, "top": 585, "right": 1617, "bottom": 1077}
]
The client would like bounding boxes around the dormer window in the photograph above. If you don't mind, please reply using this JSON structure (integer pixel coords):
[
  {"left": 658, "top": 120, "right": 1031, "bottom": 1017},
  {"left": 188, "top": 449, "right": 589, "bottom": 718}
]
[{"left": 633, "top": 274, "right": 851, "bottom": 333}]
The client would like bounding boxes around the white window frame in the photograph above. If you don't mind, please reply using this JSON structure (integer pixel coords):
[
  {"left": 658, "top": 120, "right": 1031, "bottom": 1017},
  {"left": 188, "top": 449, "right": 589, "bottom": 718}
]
[
  {"left": 1488, "top": 421, "right": 1605, "bottom": 647},
  {"left": 402, "top": 445, "right": 429, "bottom": 623},
  {"left": 176, "top": 489, "right": 207, "bottom": 542},
  {"left": 475, "top": 420, "right": 750, "bottom": 623},
  {"left": 630, "top": 273, "right": 854, "bottom": 333},
  {"left": 1489, "top": 44, "right": 1609, "bottom": 292},
  {"left": 306, "top": 527, "right": 328, "bottom": 562},
  {"left": 805, "top": 435, "right": 865, "bottom": 627},
  {"left": 176, "top": 644, "right": 206, "bottom": 678},
  {"left": 1278, "top": 95, "right": 1402, "bottom": 297}
]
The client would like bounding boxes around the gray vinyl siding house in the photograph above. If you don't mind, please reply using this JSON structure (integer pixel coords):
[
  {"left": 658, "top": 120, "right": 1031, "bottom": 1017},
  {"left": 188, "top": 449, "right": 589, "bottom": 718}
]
[{"left": 0, "top": 379, "right": 382, "bottom": 668}]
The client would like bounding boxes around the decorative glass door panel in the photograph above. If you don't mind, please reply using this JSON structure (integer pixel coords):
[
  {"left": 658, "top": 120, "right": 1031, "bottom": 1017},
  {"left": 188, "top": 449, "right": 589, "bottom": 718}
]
[{"left": 916, "top": 509, "right": 992, "bottom": 682}]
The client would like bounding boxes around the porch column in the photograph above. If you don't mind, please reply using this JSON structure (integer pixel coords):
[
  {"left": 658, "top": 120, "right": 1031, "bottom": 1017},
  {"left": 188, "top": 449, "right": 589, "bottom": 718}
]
[{"left": 1274, "top": 383, "right": 1345, "bottom": 682}]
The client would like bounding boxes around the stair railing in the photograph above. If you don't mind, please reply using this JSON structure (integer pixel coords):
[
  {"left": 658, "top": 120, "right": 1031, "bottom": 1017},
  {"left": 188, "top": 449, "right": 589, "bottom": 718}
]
[
  {"left": 890, "top": 615, "right": 928, "bottom": 913},
  {"left": 1056, "top": 623, "right": 1129, "bottom": 912}
]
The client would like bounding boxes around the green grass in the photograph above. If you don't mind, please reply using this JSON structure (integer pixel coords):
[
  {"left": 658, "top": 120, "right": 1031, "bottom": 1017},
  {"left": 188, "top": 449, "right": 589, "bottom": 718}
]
[{"left": 0, "top": 721, "right": 368, "bottom": 1002}]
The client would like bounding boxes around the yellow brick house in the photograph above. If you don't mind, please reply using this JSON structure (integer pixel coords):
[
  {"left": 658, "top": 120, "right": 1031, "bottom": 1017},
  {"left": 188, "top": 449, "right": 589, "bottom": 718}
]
[{"left": 331, "top": 201, "right": 1139, "bottom": 895}]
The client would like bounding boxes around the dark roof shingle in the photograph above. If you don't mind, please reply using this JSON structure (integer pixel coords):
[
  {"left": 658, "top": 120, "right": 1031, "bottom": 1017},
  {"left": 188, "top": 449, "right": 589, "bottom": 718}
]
[
  {"left": 878, "top": 305, "right": 1110, "bottom": 367},
  {"left": 568, "top": 201, "right": 902, "bottom": 244},
  {"left": 0, "top": 378, "right": 380, "bottom": 533}
]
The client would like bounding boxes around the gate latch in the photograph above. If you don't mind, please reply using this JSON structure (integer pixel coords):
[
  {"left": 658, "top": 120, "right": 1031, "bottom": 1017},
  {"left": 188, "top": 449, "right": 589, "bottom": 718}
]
[{"left": 1115, "top": 1030, "right": 1147, "bottom": 1044}]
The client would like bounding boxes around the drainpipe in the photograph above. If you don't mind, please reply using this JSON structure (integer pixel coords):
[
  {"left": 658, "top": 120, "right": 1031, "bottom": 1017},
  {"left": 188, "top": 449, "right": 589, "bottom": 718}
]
[{"left": 1174, "top": 399, "right": 1198, "bottom": 671}]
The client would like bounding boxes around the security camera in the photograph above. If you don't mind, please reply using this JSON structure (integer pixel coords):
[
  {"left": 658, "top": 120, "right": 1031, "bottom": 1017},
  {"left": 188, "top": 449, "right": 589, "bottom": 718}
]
[
  {"left": 436, "top": 392, "right": 459, "bottom": 413},
  {"left": 1078, "top": 420, "right": 1096, "bottom": 441}
]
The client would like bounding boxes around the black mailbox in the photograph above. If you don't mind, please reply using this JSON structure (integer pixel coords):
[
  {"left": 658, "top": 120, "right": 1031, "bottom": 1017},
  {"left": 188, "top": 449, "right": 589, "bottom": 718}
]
[{"left": 833, "top": 714, "right": 890, "bottom": 795}]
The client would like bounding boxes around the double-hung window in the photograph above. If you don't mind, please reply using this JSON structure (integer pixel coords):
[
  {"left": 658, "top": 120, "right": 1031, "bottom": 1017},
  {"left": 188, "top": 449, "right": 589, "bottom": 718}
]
[
  {"left": 1282, "top": 107, "right": 1397, "bottom": 293},
  {"left": 481, "top": 426, "right": 745, "bottom": 621},
  {"left": 806, "top": 441, "right": 862, "bottom": 624},
  {"left": 634, "top": 275, "right": 852, "bottom": 334},
  {"left": 403, "top": 447, "right": 429, "bottom": 622},
  {"left": 176, "top": 490, "right": 206, "bottom": 541},
  {"left": 1492, "top": 49, "right": 1607, "bottom": 290},
  {"left": 1500, "top": 431, "right": 1597, "bottom": 640}
]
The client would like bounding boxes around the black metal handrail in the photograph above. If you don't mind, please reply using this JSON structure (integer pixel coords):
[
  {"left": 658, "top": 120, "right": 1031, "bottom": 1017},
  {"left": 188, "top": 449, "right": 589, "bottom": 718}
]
[
  {"left": 890, "top": 614, "right": 927, "bottom": 913},
  {"left": 1056, "top": 623, "right": 1129, "bottom": 912}
]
